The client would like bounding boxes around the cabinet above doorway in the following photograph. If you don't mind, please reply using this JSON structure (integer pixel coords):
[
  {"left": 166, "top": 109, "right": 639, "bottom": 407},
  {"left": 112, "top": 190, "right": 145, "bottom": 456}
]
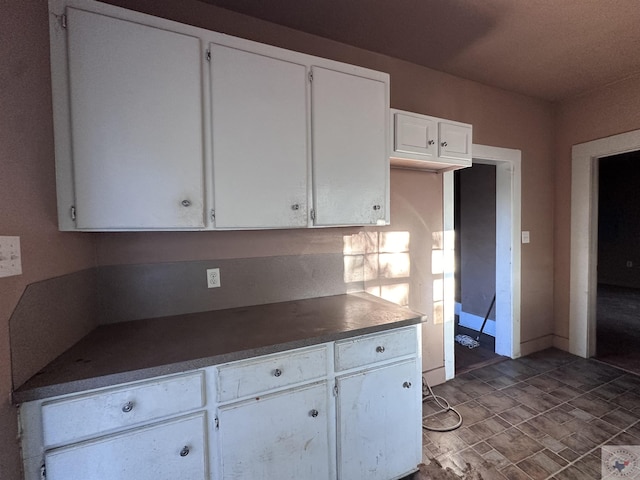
[
  {"left": 390, "top": 109, "right": 473, "bottom": 172},
  {"left": 49, "top": 0, "right": 390, "bottom": 231}
]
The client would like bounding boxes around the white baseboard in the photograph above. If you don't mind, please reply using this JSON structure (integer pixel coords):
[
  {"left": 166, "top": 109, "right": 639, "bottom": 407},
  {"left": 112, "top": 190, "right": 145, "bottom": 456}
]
[{"left": 455, "top": 302, "right": 496, "bottom": 337}]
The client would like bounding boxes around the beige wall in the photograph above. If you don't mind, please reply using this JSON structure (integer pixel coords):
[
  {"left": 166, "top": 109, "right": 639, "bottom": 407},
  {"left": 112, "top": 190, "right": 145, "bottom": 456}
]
[
  {"left": 0, "top": 1, "right": 97, "bottom": 477},
  {"left": 554, "top": 75, "right": 640, "bottom": 342},
  {"left": 1, "top": 0, "right": 556, "bottom": 476}
]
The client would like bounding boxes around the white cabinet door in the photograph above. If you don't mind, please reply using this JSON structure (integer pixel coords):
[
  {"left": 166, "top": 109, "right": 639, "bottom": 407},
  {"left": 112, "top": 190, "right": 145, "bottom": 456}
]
[
  {"left": 311, "top": 66, "right": 388, "bottom": 226},
  {"left": 44, "top": 413, "right": 207, "bottom": 480},
  {"left": 438, "top": 121, "right": 472, "bottom": 162},
  {"left": 394, "top": 112, "right": 437, "bottom": 158},
  {"left": 217, "top": 382, "right": 331, "bottom": 480},
  {"left": 210, "top": 44, "right": 309, "bottom": 228},
  {"left": 66, "top": 8, "right": 204, "bottom": 229},
  {"left": 336, "top": 360, "right": 421, "bottom": 480}
]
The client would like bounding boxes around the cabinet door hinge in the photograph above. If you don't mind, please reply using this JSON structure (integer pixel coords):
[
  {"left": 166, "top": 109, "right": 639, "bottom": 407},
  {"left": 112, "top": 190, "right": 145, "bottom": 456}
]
[
  {"left": 40, "top": 462, "right": 46, "bottom": 480},
  {"left": 206, "top": 49, "right": 211, "bottom": 62},
  {"left": 310, "top": 209, "right": 316, "bottom": 221},
  {"left": 215, "top": 416, "right": 219, "bottom": 430},
  {"left": 60, "top": 14, "right": 67, "bottom": 29},
  {"left": 70, "top": 206, "right": 76, "bottom": 221},
  {"left": 333, "top": 384, "right": 338, "bottom": 397},
  {"left": 308, "top": 70, "right": 313, "bottom": 83}
]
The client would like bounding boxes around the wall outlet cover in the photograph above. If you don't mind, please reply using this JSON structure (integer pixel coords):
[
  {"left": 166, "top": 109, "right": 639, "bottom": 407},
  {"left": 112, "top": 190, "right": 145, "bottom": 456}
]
[
  {"left": 0, "top": 236, "right": 22, "bottom": 278},
  {"left": 207, "top": 268, "right": 220, "bottom": 288}
]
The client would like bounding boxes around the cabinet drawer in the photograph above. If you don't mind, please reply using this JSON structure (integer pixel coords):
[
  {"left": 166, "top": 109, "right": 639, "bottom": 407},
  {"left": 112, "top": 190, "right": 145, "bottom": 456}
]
[
  {"left": 335, "top": 327, "right": 417, "bottom": 371},
  {"left": 44, "top": 413, "right": 207, "bottom": 480},
  {"left": 217, "top": 346, "right": 328, "bottom": 402},
  {"left": 42, "top": 372, "right": 205, "bottom": 447}
]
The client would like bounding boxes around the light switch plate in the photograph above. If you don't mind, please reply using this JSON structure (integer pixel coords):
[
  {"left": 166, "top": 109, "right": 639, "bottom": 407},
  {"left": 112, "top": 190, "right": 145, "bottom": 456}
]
[
  {"left": 0, "top": 236, "right": 22, "bottom": 278},
  {"left": 521, "top": 231, "right": 530, "bottom": 244}
]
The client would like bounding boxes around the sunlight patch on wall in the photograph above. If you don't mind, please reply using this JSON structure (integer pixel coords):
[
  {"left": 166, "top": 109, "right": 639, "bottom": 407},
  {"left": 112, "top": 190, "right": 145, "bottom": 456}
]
[{"left": 344, "top": 231, "right": 410, "bottom": 307}]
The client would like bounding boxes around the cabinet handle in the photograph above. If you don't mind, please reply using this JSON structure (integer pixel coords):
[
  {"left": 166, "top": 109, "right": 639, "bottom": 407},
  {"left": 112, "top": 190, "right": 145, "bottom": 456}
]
[
  {"left": 291, "top": 203, "right": 300, "bottom": 211},
  {"left": 403, "top": 381, "right": 412, "bottom": 389},
  {"left": 441, "top": 141, "right": 448, "bottom": 147},
  {"left": 181, "top": 199, "right": 192, "bottom": 207},
  {"left": 273, "top": 368, "right": 283, "bottom": 377},
  {"left": 376, "top": 346, "right": 385, "bottom": 353},
  {"left": 180, "top": 446, "right": 190, "bottom": 457},
  {"left": 373, "top": 205, "right": 381, "bottom": 211},
  {"left": 309, "top": 409, "right": 319, "bottom": 418},
  {"left": 428, "top": 140, "right": 435, "bottom": 145},
  {"left": 121, "top": 401, "right": 134, "bottom": 413}
]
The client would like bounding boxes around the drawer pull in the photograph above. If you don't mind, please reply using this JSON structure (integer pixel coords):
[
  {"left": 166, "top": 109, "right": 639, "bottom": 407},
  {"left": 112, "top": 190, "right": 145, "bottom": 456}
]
[
  {"left": 403, "top": 381, "right": 412, "bottom": 389},
  {"left": 309, "top": 409, "right": 319, "bottom": 418},
  {"left": 376, "top": 346, "right": 385, "bottom": 353},
  {"left": 180, "top": 446, "right": 190, "bottom": 457},
  {"left": 121, "top": 401, "right": 134, "bottom": 413},
  {"left": 273, "top": 368, "right": 283, "bottom": 377}
]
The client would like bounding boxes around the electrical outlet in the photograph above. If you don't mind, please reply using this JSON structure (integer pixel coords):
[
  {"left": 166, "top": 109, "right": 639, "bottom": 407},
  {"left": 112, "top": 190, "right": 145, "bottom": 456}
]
[
  {"left": 207, "top": 268, "right": 221, "bottom": 288},
  {"left": 0, "top": 236, "right": 22, "bottom": 278},
  {"left": 627, "top": 260, "right": 633, "bottom": 268}
]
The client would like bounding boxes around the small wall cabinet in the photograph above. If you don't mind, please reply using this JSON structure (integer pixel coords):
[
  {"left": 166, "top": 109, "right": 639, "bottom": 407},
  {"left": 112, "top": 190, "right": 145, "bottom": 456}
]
[
  {"left": 49, "top": 0, "right": 389, "bottom": 231},
  {"left": 19, "top": 326, "right": 421, "bottom": 480},
  {"left": 390, "top": 109, "right": 473, "bottom": 172}
]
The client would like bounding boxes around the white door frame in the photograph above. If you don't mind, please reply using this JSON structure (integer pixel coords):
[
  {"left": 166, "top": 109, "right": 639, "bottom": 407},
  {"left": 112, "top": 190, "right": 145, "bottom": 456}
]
[
  {"left": 443, "top": 144, "right": 522, "bottom": 379},
  {"left": 570, "top": 129, "right": 640, "bottom": 357}
]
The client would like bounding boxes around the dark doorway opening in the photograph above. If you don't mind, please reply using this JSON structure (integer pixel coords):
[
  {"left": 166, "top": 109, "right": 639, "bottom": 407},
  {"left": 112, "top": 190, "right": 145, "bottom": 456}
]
[
  {"left": 454, "top": 164, "right": 504, "bottom": 374},
  {"left": 596, "top": 151, "right": 640, "bottom": 375}
]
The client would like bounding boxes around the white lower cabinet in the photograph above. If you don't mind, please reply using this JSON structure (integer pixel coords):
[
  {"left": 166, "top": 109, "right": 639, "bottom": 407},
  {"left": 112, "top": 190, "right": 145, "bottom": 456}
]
[
  {"left": 44, "top": 413, "right": 207, "bottom": 480},
  {"left": 217, "top": 382, "right": 331, "bottom": 479},
  {"left": 20, "top": 326, "right": 421, "bottom": 480},
  {"left": 336, "top": 360, "right": 422, "bottom": 480}
]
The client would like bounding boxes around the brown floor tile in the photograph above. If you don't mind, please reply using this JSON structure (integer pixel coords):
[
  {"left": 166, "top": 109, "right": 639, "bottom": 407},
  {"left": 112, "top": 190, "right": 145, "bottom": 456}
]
[
  {"left": 612, "top": 390, "right": 640, "bottom": 411},
  {"left": 499, "top": 405, "right": 539, "bottom": 425},
  {"left": 487, "top": 375, "right": 521, "bottom": 389},
  {"left": 552, "top": 464, "right": 599, "bottom": 480},
  {"left": 590, "top": 382, "right": 629, "bottom": 400},
  {"left": 568, "top": 393, "right": 615, "bottom": 417},
  {"left": 560, "top": 432, "right": 599, "bottom": 456},
  {"left": 526, "top": 374, "right": 565, "bottom": 393},
  {"left": 486, "top": 427, "right": 544, "bottom": 463},
  {"left": 545, "top": 406, "right": 574, "bottom": 424},
  {"left": 501, "top": 464, "right": 533, "bottom": 480},
  {"left": 454, "top": 400, "right": 494, "bottom": 426},
  {"left": 547, "top": 385, "right": 583, "bottom": 402},
  {"left": 557, "top": 447, "right": 580, "bottom": 462},
  {"left": 515, "top": 392, "right": 562, "bottom": 413},
  {"left": 608, "top": 430, "right": 640, "bottom": 445},
  {"left": 472, "top": 441, "right": 493, "bottom": 455},
  {"left": 476, "top": 391, "right": 521, "bottom": 412},
  {"left": 517, "top": 449, "right": 566, "bottom": 480},
  {"left": 617, "top": 374, "right": 640, "bottom": 393},
  {"left": 539, "top": 434, "right": 568, "bottom": 453},
  {"left": 525, "top": 415, "right": 572, "bottom": 440},
  {"left": 494, "top": 361, "right": 540, "bottom": 381},
  {"left": 468, "top": 415, "right": 511, "bottom": 441},
  {"left": 460, "top": 379, "right": 496, "bottom": 396},
  {"left": 574, "top": 451, "right": 601, "bottom": 478},
  {"left": 430, "top": 382, "right": 474, "bottom": 406},
  {"left": 423, "top": 430, "right": 468, "bottom": 456}
]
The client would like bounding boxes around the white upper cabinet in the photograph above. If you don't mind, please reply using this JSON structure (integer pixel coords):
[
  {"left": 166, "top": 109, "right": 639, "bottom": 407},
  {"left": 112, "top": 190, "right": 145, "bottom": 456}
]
[
  {"left": 50, "top": 0, "right": 389, "bottom": 231},
  {"left": 394, "top": 113, "right": 438, "bottom": 158},
  {"left": 390, "top": 109, "right": 472, "bottom": 172},
  {"left": 311, "top": 67, "right": 389, "bottom": 226},
  {"left": 64, "top": 8, "right": 205, "bottom": 229},
  {"left": 210, "top": 44, "right": 309, "bottom": 229}
]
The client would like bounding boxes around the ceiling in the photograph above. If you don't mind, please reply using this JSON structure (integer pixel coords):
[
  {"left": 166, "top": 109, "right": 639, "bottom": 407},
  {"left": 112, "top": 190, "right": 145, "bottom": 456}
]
[{"left": 198, "top": 0, "right": 640, "bottom": 102}]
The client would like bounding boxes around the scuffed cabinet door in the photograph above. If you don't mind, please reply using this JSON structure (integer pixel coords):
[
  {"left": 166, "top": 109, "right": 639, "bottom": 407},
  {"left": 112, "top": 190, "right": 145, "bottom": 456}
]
[
  {"left": 311, "top": 66, "right": 388, "bottom": 226},
  {"left": 44, "top": 413, "right": 207, "bottom": 480},
  {"left": 210, "top": 44, "right": 309, "bottom": 229},
  {"left": 66, "top": 8, "right": 205, "bottom": 229},
  {"left": 336, "top": 360, "right": 421, "bottom": 480},
  {"left": 217, "top": 382, "right": 331, "bottom": 480}
]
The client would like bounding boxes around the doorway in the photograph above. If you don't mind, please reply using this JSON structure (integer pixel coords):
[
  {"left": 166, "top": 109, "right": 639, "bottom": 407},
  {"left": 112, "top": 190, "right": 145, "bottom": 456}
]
[
  {"left": 569, "top": 128, "right": 640, "bottom": 358},
  {"left": 442, "top": 144, "right": 522, "bottom": 380},
  {"left": 454, "top": 163, "right": 502, "bottom": 374},
  {"left": 595, "top": 151, "right": 640, "bottom": 374}
]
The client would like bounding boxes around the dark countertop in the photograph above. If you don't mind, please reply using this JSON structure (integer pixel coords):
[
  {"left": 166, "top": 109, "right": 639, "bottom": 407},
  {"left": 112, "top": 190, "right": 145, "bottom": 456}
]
[{"left": 14, "top": 293, "right": 423, "bottom": 403}]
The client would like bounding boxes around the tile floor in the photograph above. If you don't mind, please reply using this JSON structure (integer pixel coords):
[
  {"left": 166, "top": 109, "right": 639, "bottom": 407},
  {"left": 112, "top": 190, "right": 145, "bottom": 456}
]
[{"left": 414, "top": 348, "right": 640, "bottom": 479}]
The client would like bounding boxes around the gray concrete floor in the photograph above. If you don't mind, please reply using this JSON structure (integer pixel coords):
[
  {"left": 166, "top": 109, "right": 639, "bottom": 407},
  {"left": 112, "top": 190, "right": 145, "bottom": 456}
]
[{"left": 409, "top": 348, "right": 640, "bottom": 479}]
